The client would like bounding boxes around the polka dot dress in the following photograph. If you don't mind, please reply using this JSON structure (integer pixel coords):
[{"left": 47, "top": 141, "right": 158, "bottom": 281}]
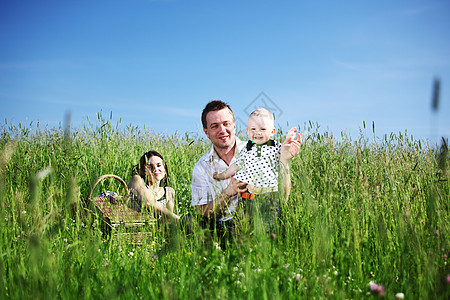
[{"left": 234, "top": 140, "right": 281, "bottom": 189}]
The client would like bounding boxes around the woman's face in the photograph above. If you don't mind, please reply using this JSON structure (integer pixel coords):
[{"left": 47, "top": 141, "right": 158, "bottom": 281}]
[{"left": 146, "top": 155, "right": 166, "bottom": 185}]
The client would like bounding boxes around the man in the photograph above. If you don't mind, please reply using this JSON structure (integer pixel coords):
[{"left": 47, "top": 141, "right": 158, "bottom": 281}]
[
  {"left": 191, "top": 100, "right": 302, "bottom": 243},
  {"left": 191, "top": 100, "right": 246, "bottom": 223}
]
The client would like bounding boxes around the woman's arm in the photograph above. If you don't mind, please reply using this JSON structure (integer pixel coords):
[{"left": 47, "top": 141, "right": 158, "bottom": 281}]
[
  {"left": 128, "top": 175, "right": 180, "bottom": 220},
  {"left": 165, "top": 187, "right": 175, "bottom": 213}
]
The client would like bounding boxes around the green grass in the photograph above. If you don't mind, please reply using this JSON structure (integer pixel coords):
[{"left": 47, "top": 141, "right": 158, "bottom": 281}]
[{"left": 0, "top": 113, "right": 449, "bottom": 299}]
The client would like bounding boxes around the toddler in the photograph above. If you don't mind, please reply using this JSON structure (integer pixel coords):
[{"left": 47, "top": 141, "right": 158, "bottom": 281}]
[{"left": 214, "top": 107, "right": 281, "bottom": 199}]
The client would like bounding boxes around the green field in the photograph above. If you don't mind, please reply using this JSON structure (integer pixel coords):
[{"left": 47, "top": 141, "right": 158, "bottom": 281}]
[{"left": 1, "top": 114, "right": 449, "bottom": 299}]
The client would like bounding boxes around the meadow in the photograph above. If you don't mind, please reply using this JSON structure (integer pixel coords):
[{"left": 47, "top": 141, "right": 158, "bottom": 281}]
[{"left": 0, "top": 113, "right": 448, "bottom": 299}]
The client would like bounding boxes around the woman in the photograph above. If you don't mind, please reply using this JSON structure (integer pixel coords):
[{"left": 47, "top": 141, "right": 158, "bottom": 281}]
[{"left": 128, "top": 151, "right": 180, "bottom": 221}]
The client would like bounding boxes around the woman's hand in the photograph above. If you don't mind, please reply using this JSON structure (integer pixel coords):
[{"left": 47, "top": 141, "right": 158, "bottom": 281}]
[{"left": 145, "top": 165, "right": 156, "bottom": 185}]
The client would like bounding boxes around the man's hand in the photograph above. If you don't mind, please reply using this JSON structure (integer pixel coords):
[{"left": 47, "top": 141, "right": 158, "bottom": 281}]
[
  {"left": 280, "top": 127, "right": 303, "bottom": 164},
  {"left": 198, "top": 178, "right": 247, "bottom": 218},
  {"left": 225, "top": 177, "right": 247, "bottom": 197}
]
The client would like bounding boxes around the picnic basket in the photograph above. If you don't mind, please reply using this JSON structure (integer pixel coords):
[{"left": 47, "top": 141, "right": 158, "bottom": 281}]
[{"left": 86, "top": 174, "right": 156, "bottom": 243}]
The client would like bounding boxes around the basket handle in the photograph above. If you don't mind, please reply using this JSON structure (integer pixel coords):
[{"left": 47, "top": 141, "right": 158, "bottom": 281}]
[{"left": 87, "top": 174, "right": 129, "bottom": 200}]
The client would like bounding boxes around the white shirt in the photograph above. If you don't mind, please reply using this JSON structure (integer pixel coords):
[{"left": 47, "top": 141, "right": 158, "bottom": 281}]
[
  {"left": 234, "top": 140, "right": 281, "bottom": 190},
  {"left": 191, "top": 137, "right": 246, "bottom": 221}
]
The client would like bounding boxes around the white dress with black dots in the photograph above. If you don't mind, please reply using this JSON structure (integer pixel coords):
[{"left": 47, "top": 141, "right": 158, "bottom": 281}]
[{"left": 234, "top": 140, "right": 281, "bottom": 190}]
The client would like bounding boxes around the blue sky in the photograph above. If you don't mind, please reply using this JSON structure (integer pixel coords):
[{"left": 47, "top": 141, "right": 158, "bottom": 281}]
[{"left": 1, "top": 0, "right": 449, "bottom": 145}]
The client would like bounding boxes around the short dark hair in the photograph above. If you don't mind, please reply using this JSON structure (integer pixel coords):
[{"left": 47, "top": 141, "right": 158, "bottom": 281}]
[{"left": 201, "top": 100, "right": 234, "bottom": 129}]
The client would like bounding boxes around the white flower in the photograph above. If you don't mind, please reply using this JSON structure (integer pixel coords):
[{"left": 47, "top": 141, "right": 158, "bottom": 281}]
[
  {"left": 395, "top": 293, "right": 405, "bottom": 299},
  {"left": 128, "top": 251, "right": 134, "bottom": 257}
]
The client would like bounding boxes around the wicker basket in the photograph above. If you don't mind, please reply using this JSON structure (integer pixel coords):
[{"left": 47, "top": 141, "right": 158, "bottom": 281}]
[{"left": 87, "top": 174, "right": 156, "bottom": 231}]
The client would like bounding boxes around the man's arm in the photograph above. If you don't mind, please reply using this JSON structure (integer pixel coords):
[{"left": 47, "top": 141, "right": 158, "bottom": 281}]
[{"left": 195, "top": 177, "right": 244, "bottom": 218}]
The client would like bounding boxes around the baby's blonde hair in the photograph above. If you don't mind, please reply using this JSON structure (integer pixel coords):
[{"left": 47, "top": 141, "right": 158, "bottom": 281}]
[{"left": 249, "top": 107, "right": 275, "bottom": 126}]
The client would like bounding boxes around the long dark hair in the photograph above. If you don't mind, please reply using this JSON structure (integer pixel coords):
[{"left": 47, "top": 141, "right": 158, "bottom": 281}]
[{"left": 139, "top": 150, "right": 169, "bottom": 188}]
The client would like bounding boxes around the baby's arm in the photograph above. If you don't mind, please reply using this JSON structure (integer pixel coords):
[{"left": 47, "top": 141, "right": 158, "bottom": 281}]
[{"left": 213, "top": 163, "right": 239, "bottom": 181}]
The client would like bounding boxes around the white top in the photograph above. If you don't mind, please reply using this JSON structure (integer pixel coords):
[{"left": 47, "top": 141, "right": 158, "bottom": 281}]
[
  {"left": 234, "top": 140, "right": 281, "bottom": 190},
  {"left": 191, "top": 137, "right": 246, "bottom": 221}
]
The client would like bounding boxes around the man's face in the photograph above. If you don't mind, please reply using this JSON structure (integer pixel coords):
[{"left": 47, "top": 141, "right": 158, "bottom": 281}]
[{"left": 203, "top": 108, "right": 236, "bottom": 150}]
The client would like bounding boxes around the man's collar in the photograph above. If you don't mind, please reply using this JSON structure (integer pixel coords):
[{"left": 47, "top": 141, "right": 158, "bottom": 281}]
[
  {"left": 235, "top": 136, "right": 245, "bottom": 155},
  {"left": 206, "top": 137, "right": 244, "bottom": 163}
]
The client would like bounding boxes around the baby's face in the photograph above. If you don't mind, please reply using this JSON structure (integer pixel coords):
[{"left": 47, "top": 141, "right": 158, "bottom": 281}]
[{"left": 247, "top": 115, "right": 275, "bottom": 144}]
